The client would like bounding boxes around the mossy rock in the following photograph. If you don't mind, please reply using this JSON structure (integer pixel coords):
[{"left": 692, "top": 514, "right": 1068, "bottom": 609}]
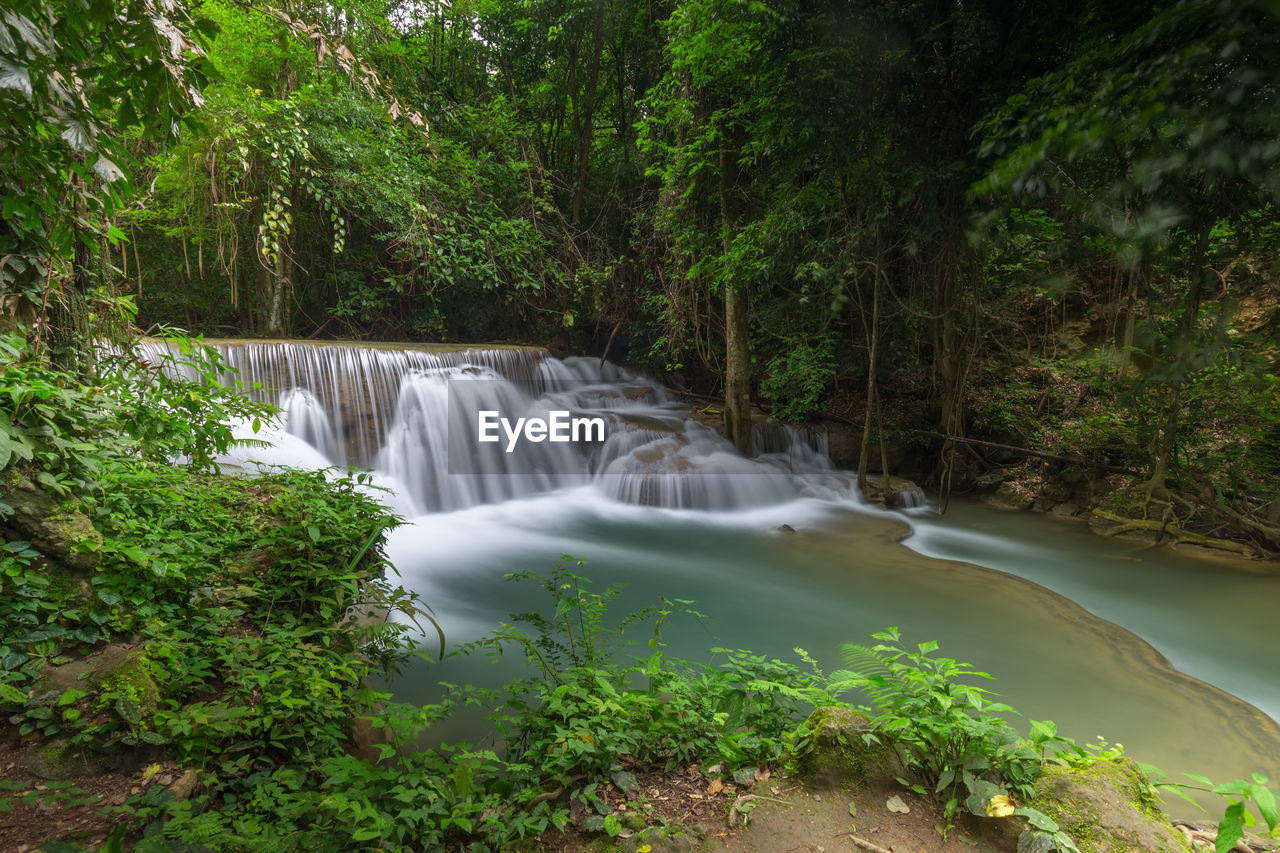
[
  {"left": 1027, "top": 758, "right": 1189, "bottom": 853},
  {"left": 23, "top": 738, "right": 109, "bottom": 780},
  {"left": 35, "top": 644, "right": 160, "bottom": 723},
  {"left": 0, "top": 470, "right": 102, "bottom": 572},
  {"left": 791, "top": 706, "right": 896, "bottom": 788},
  {"left": 96, "top": 650, "right": 161, "bottom": 725}
]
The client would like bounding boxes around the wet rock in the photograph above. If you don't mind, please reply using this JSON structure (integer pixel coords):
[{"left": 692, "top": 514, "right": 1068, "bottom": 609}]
[
  {"left": 1051, "top": 502, "right": 1081, "bottom": 518},
  {"left": 650, "top": 837, "right": 694, "bottom": 853},
  {"left": 776, "top": 524, "right": 797, "bottom": 535},
  {"left": 0, "top": 470, "right": 102, "bottom": 572},
  {"left": 861, "top": 474, "right": 926, "bottom": 509}
]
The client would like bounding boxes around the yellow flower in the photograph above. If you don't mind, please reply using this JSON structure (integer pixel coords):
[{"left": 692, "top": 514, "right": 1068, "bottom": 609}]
[{"left": 986, "top": 794, "right": 1016, "bottom": 818}]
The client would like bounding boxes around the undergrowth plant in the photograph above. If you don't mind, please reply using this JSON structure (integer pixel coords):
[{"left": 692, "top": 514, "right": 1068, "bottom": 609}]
[
  {"left": 460, "top": 561, "right": 838, "bottom": 809},
  {"left": 1141, "top": 765, "right": 1280, "bottom": 853},
  {"left": 837, "top": 628, "right": 1280, "bottom": 853},
  {"left": 837, "top": 628, "right": 1081, "bottom": 852}
]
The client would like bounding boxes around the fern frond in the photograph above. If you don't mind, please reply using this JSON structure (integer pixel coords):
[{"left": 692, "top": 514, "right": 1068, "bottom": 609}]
[{"left": 841, "top": 643, "right": 890, "bottom": 679}]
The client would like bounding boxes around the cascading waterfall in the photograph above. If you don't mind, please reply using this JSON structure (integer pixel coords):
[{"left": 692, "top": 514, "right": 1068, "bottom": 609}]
[{"left": 139, "top": 340, "right": 869, "bottom": 516}]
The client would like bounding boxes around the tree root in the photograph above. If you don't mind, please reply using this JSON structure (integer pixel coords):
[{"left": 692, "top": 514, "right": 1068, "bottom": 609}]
[
  {"left": 727, "top": 793, "right": 789, "bottom": 827},
  {"left": 837, "top": 834, "right": 895, "bottom": 853},
  {"left": 1091, "top": 510, "right": 1262, "bottom": 557},
  {"left": 1174, "top": 822, "right": 1257, "bottom": 853}
]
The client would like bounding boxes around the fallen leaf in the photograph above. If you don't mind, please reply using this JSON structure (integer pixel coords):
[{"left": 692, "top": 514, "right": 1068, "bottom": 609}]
[
  {"left": 985, "top": 794, "right": 1015, "bottom": 818},
  {"left": 707, "top": 778, "right": 724, "bottom": 796},
  {"left": 849, "top": 801, "right": 858, "bottom": 817},
  {"left": 886, "top": 794, "right": 910, "bottom": 814}
]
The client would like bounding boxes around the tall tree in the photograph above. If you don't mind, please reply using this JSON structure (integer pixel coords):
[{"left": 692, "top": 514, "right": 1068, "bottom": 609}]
[
  {"left": 977, "top": 0, "right": 1280, "bottom": 498},
  {"left": 0, "top": 0, "right": 211, "bottom": 354}
]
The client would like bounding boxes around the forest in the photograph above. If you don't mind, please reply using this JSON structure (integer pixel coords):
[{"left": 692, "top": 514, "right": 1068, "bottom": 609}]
[{"left": 2, "top": 0, "right": 1280, "bottom": 851}]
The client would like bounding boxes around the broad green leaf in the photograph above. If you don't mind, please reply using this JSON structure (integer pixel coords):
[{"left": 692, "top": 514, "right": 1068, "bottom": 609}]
[
  {"left": 1015, "top": 807, "right": 1060, "bottom": 833},
  {"left": 1252, "top": 783, "right": 1279, "bottom": 830},
  {"left": 1216, "top": 801, "right": 1246, "bottom": 853}
]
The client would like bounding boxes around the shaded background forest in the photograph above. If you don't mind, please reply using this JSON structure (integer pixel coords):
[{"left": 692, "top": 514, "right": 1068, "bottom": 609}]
[{"left": 3, "top": 0, "right": 1280, "bottom": 545}]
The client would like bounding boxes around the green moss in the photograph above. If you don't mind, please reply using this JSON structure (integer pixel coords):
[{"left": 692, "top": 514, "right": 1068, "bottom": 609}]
[
  {"left": 1028, "top": 758, "right": 1187, "bottom": 853},
  {"left": 789, "top": 706, "right": 889, "bottom": 785},
  {"left": 95, "top": 651, "right": 161, "bottom": 726}
]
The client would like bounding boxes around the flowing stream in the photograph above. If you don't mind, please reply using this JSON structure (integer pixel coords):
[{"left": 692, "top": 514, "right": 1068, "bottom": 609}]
[{"left": 150, "top": 340, "right": 1280, "bottom": 812}]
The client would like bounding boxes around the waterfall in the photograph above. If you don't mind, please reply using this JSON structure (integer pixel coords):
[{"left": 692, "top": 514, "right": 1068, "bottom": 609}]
[{"left": 138, "top": 340, "right": 866, "bottom": 516}]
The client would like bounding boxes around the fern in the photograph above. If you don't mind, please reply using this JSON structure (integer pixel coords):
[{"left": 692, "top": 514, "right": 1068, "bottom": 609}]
[{"left": 834, "top": 642, "right": 894, "bottom": 706}]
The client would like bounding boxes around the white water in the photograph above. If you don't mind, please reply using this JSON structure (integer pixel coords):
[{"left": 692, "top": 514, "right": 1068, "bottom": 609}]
[{"left": 140, "top": 341, "right": 866, "bottom": 516}]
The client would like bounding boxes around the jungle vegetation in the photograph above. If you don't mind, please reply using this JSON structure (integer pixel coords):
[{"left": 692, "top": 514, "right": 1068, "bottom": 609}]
[
  {"left": 4, "top": 0, "right": 1280, "bottom": 544},
  {"left": 3, "top": 2, "right": 1280, "bottom": 849}
]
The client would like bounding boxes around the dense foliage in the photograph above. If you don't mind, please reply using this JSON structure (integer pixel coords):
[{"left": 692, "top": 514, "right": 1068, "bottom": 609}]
[
  {"left": 3, "top": 0, "right": 1280, "bottom": 844},
  {"left": 5, "top": 0, "right": 1277, "bottom": 543}
]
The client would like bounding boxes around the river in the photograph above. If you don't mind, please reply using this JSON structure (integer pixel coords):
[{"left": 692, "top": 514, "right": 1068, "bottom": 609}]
[{"left": 163, "top": 339, "right": 1280, "bottom": 813}]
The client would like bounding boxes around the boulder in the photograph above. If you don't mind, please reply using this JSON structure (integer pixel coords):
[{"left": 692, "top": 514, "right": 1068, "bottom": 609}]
[
  {"left": 23, "top": 738, "right": 109, "bottom": 780},
  {"left": 983, "top": 758, "right": 1190, "bottom": 853},
  {"left": 34, "top": 645, "right": 158, "bottom": 719},
  {"left": 791, "top": 706, "right": 897, "bottom": 789},
  {"left": 1, "top": 470, "right": 102, "bottom": 572}
]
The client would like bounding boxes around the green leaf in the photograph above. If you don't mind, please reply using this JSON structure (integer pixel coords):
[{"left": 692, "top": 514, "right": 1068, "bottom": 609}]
[
  {"left": 1212, "top": 780, "right": 1252, "bottom": 796},
  {"left": 1252, "top": 783, "right": 1279, "bottom": 831},
  {"left": 611, "top": 770, "right": 638, "bottom": 793},
  {"left": 603, "top": 814, "right": 622, "bottom": 837},
  {"left": 1216, "top": 801, "right": 1246, "bottom": 853},
  {"left": 115, "top": 696, "right": 142, "bottom": 727},
  {"left": 1014, "top": 807, "right": 1059, "bottom": 833},
  {"left": 452, "top": 763, "right": 473, "bottom": 798},
  {"left": 1016, "top": 829, "right": 1056, "bottom": 853},
  {"left": 1029, "top": 719, "right": 1057, "bottom": 741}
]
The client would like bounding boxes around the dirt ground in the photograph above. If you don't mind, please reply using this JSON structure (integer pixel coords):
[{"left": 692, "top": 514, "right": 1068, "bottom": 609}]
[
  {"left": 710, "top": 776, "right": 1009, "bottom": 853},
  {"left": 0, "top": 729, "right": 192, "bottom": 853},
  {"left": 539, "top": 764, "right": 1015, "bottom": 853},
  {"left": 0, "top": 734, "right": 1012, "bottom": 853}
]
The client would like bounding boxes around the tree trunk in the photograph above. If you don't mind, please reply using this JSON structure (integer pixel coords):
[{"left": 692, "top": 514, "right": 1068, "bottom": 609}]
[
  {"left": 264, "top": 249, "right": 292, "bottom": 337},
  {"left": 1116, "top": 266, "right": 1140, "bottom": 379},
  {"left": 857, "top": 269, "right": 881, "bottom": 491},
  {"left": 1146, "top": 217, "right": 1211, "bottom": 496},
  {"left": 725, "top": 284, "right": 752, "bottom": 456},
  {"left": 720, "top": 126, "right": 753, "bottom": 457},
  {"left": 572, "top": 2, "right": 606, "bottom": 223}
]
